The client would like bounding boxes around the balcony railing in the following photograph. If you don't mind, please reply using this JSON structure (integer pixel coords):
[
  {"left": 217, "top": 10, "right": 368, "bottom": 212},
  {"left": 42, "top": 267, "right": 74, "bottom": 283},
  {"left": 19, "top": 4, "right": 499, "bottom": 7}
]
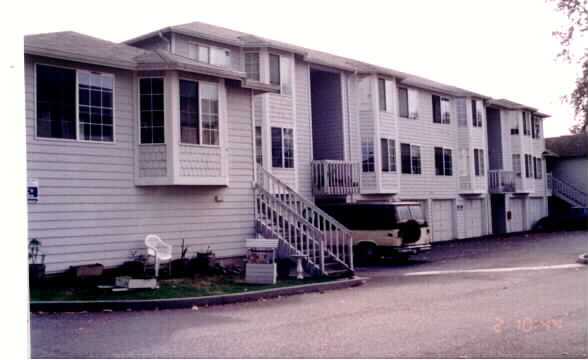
[
  {"left": 311, "top": 160, "right": 360, "bottom": 196},
  {"left": 488, "top": 170, "right": 515, "bottom": 193}
]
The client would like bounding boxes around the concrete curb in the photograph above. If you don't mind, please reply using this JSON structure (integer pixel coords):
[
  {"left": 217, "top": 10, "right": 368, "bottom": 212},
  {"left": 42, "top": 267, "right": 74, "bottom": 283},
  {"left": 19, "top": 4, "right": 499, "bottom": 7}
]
[
  {"left": 577, "top": 253, "right": 588, "bottom": 265},
  {"left": 30, "top": 276, "right": 367, "bottom": 313}
]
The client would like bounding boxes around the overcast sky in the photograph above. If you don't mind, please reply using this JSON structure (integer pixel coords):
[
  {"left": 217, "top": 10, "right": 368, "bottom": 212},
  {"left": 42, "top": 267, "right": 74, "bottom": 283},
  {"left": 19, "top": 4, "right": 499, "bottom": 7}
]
[{"left": 9, "top": 0, "right": 582, "bottom": 137}]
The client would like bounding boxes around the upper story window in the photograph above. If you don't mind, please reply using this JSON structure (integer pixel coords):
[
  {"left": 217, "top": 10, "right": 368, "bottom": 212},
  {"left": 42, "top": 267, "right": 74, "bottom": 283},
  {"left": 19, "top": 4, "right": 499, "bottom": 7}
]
[
  {"left": 269, "top": 53, "right": 292, "bottom": 95},
  {"left": 471, "top": 100, "right": 483, "bottom": 127},
  {"left": 188, "top": 43, "right": 231, "bottom": 67},
  {"left": 381, "top": 138, "right": 397, "bottom": 172},
  {"left": 245, "top": 52, "right": 260, "bottom": 81},
  {"left": 522, "top": 111, "right": 531, "bottom": 136},
  {"left": 361, "top": 138, "right": 375, "bottom": 172},
  {"left": 401, "top": 143, "right": 421, "bottom": 175},
  {"left": 398, "top": 87, "right": 419, "bottom": 119},
  {"left": 36, "top": 64, "right": 114, "bottom": 142},
  {"left": 524, "top": 154, "right": 533, "bottom": 178},
  {"left": 139, "top": 78, "right": 164, "bottom": 144},
  {"left": 378, "top": 78, "right": 395, "bottom": 113},
  {"left": 434, "top": 147, "right": 453, "bottom": 176},
  {"left": 534, "top": 157, "right": 543, "bottom": 179},
  {"left": 531, "top": 116, "right": 541, "bottom": 139},
  {"left": 271, "top": 127, "right": 294, "bottom": 168},
  {"left": 433, "top": 95, "right": 451, "bottom": 124},
  {"left": 474, "top": 148, "right": 485, "bottom": 176},
  {"left": 510, "top": 115, "right": 520, "bottom": 135},
  {"left": 179, "top": 79, "right": 219, "bottom": 146}
]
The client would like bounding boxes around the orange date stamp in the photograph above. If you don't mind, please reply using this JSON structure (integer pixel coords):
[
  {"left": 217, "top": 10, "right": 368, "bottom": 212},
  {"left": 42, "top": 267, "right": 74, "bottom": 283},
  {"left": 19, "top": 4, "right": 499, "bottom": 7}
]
[{"left": 494, "top": 317, "right": 564, "bottom": 334}]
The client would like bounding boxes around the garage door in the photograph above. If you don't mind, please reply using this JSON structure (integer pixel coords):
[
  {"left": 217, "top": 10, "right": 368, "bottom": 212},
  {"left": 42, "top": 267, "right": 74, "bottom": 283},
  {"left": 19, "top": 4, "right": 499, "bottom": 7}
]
[
  {"left": 432, "top": 200, "right": 455, "bottom": 242},
  {"left": 464, "top": 199, "right": 484, "bottom": 238},
  {"left": 527, "top": 198, "right": 544, "bottom": 229},
  {"left": 509, "top": 198, "right": 524, "bottom": 232}
]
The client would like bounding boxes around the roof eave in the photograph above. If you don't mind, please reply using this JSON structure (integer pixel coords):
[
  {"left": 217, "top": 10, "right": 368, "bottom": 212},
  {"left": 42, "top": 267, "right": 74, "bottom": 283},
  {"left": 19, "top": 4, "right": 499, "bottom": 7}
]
[{"left": 24, "top": 46, "right": 137, "bottom": 70}]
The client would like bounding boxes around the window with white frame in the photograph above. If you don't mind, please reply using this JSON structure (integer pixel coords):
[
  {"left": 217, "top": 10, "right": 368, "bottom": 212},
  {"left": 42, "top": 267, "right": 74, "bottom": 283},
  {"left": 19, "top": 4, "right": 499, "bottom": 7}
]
[
  {"left": 398, "top": 86, "right": 409, "bottom": 117},
  {"left": 188, "top": 43, "right": 210, "bottom": 64},
  {"left": 511, "top": 115, "right": 520, "bottom": 135},
  {"left": 433, "top": 95, "right": 451, "bottom": 124},
  {"left": 179, "top": 79, "right": 219, "bottom": 146},
  {"left": 36, "top": 64, "right": 114, "bottom": 142},
  {"left": 380, "top": 138, "right": 396, "bottom": 172},
  {"left": 271, "top": 127, "right": 294, "bottom": 168},
  {"left": 512, "top": 154, "right": 521, "bottom": 177},
  {"left": 139, "top": 77, "right": 164, "bottom": 144},
  {"left": 245, "top": 52, "right": 260, "bottom": 81},
  {"left": 474, "top": 148, "right": 485, "bottom": 176},
  {"left": 531, "top": 116, "right": 541, "bottom": 139},
  {"left": 459, "top": 149, "right": 469, "bottom": 176},
  {"left": 269, "top": 53, "right": 292, "bottom": 95},
  {"left": 471, "top": 99, "right": 483, "bottom": 127},
  {"left": 255, "top": 126, "right": 263, "bottom": 165},
  {"left": 534, "top": 157, "right": 543, "bottom": 179},
  {"left": 524, "top": 154, "right": 533, "bottom": 178},
  {"left": 361, "top": 138, "right": 375, "bottom": 172},
  {"left": 378, "top": 78, "right": 394, "bottom": 113},
  {"left": 434, "top": 147, "right": 453, "bottom": 176},
  {"left": 522, "top": 111, "right": 531, "bottom": 136},
  {"left": 401, "top": 143, "right": 421, "bottom": 174}
]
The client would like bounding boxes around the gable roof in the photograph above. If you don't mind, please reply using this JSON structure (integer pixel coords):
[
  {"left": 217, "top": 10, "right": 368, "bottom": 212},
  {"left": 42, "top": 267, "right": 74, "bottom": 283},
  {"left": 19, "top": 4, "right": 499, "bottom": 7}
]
[
  {"left": 545, "top": 134, "right": 588, "bottom": 158},
  {"left": 126, "top": 21, "right": 493, "bottom": 99},
  {"left": 24, "top": 31, "right": 279, "bottom": 93}
]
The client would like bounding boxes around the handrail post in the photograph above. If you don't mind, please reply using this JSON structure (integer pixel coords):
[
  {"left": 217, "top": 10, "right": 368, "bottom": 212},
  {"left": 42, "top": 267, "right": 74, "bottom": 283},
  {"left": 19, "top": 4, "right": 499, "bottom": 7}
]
[{"left": 320, "top": 238, "right": 325, "bottom": 274}]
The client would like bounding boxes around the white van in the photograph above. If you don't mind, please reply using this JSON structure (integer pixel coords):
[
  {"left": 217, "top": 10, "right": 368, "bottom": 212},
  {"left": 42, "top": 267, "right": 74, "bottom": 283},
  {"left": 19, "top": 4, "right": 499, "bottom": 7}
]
[{"left": 320, "top": 201, "right": 432, "bottom": 264}]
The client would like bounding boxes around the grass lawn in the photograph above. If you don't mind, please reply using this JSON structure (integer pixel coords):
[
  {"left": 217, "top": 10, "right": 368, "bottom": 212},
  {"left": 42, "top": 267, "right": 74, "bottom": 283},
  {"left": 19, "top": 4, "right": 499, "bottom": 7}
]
[{"left": 29, "top": 274, "right": 337, "bottom": 302}]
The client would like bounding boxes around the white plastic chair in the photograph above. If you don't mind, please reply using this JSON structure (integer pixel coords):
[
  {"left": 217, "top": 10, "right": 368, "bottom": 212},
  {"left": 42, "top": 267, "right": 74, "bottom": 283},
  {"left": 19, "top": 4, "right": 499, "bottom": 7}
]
[{"left": 145, "top": 234, "right": 173, "bottom": 278}]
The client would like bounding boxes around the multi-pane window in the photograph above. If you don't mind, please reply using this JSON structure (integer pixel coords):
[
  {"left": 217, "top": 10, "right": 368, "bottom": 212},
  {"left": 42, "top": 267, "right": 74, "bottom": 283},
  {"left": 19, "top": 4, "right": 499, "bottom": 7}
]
[
  {"left": 433, "top": 95, "right": 450, "bottom": 124},
  {"left": 378, "top": 79, "right": 387, "bottom": 112},
  {"left": 271, "top": 127, "right": 294, "bottom": 168},
  {"left": 474, "top": 149, "right": 485, "bottom": 176},
  {"left": 36, "top": 65, "right": 76, "bottom": 139},
  {"left": 434, "top": 147, "right": 453, "bottom": 176},
  {"left": 471, "top": 99, "right": 482, "bottom": 127},
  {"left": 361, "top": 138, "right": 375, "bottom": 172},
  {"left": 269, "top": 54, "right": 292, "bottom": 95},
  {"left": 531, "top": 116, "right": 541, "bottom": 139},
  {"left": 512, "top": 154, "right": 521, "bottom": 177},
  {"left": 522, "top": 112, "right": 531, "bottom": 136},
  {"left": 398, "top": 87, "right": 409, "bottom": 118},
  {"left": 245, "top": 53, "right": 260, "bottom": 81},
  {"left": 140, "top": 78, "right": 165, "bottom": 144},
  {"left": 534, "top": 157, "right": 543, "bottom": 179},
  {"left": 189, "top": 43, "right": 211, "bottom": 63},
  {"left": 36, "top": 64, "right": 114, "bottom": 142},
  {"left": 524, "top": 154, "right": 533, "bottom": 178},
  {"left": 179, "top": 79, "right": 219, "bottom": 146},
  {"left": 401, "top": 143, "right": 421, "bottom": 174},
  {"left": 180, "top": 80, "right": 199, "bottom": 144},
  {"left": 269, "top": 54, "right": 280, "bottom": 86},
  {"left": 255, "top": 126, "right": 263, "bottom": 165},
  {"left": 78, "top": 71, "right": 114, "bottom": 142},
  {"left": 511, "top": 116, "right": 520, "bottom": 135},
  {"left": 380, "top": 138, "right": 396, "bottom": 172}
]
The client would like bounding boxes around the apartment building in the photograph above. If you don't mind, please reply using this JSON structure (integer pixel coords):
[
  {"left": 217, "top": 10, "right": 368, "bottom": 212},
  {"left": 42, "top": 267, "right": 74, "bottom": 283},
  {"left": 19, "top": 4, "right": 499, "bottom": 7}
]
[{"left": 24, "top": 22, "right": 550, "bottom": 275}]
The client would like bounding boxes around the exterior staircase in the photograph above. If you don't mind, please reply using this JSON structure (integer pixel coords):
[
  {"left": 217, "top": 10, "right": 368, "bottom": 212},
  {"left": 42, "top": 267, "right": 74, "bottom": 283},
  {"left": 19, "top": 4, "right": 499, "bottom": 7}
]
[
  {"left": 254, "top": 165, "right": 354, "bottom": 277},
  {"left": 548, "top": 174, "right": 587, "bottom": 207}
]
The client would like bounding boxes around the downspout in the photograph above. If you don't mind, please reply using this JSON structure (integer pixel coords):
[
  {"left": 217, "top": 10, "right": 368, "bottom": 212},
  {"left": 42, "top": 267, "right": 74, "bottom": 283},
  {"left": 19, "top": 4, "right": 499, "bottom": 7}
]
[{"left": 251, "top": 89, "right": 257, "bottom": 183}]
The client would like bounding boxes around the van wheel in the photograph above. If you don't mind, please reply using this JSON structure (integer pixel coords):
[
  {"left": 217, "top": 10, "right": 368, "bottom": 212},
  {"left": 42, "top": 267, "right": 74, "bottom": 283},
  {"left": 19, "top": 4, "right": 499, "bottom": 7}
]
[{"left": 355, "top": 243, "right": 378, "bottom": 265}]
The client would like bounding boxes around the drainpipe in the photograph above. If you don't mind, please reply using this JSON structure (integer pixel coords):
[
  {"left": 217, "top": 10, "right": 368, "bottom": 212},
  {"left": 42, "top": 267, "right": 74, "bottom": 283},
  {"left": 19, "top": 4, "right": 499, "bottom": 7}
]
[
  {"left": 251, "top": 89, "right": 257, "bottom": 184},
  {"left": 158, "top": 32, "right": 171, "bottom": 52}
]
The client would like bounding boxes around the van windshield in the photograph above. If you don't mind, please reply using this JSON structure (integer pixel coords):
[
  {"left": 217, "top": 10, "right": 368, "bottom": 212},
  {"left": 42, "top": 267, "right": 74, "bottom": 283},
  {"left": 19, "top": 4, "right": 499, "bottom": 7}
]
[{"left": 396, "top": 205, "right": 426, "bottom": 225}]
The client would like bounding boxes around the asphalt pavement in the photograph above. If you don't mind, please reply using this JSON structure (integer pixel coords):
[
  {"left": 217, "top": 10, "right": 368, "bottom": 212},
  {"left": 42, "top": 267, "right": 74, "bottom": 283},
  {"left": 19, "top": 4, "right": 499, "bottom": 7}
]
[{"left": 30, "top": 230, "right": 587, "bottom": 358}]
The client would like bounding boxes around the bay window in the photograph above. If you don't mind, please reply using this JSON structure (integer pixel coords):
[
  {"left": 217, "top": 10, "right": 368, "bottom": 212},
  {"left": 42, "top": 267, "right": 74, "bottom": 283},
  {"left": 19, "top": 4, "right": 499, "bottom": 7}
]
[
  {"left": 139, "top": 78, "right": 164, "bottom": 144},
  {"left": 179, "top": 79, "right": 219, "bottom": 146},
  {"left": 381, "top": 138, "right": 396, "bottom": 172}
]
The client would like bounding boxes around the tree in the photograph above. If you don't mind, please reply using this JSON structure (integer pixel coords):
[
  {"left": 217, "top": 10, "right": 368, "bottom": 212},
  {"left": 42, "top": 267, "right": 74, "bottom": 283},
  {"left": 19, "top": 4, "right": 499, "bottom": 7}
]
[{"left": 550, "top": 0, "right": 588, "bottom": 134}]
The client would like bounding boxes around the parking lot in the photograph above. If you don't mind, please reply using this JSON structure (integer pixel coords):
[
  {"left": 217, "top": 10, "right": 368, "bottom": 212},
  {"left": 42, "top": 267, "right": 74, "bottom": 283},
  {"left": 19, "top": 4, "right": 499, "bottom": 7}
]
[{"left": 30, "top": 231, "right": 587, "bottom": 358}]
